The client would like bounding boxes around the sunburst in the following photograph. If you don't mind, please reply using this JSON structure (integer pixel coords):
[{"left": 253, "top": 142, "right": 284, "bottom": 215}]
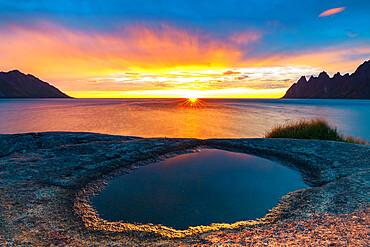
[{"left": 177, "top": 97, "right": 207, "bottom": 108}]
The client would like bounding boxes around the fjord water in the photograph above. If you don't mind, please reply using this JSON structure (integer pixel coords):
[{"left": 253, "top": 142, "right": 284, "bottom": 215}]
[
  {"left": 0, "top": 98, "right": 369, "bottom": 139},
  {"left": 91, "top": 149, "right": 308, "bottom": 229}
]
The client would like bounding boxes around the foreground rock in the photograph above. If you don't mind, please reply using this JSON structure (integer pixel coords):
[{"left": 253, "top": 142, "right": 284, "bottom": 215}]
[{"left": 0, "top": 132, "right": 369, "bottom": 246}]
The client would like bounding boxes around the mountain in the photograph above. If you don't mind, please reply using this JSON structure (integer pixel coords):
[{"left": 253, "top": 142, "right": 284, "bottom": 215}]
[
  {"left": 0, "top": 70, "right": 70, "bottom": 98},
  {"left": 282, "top": 60, "right": 370, "bottom": 99}
]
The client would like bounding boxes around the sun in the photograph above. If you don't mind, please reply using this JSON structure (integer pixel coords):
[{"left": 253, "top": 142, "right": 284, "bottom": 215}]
[
  {"left": 189, "top": 97, "right": 198, "bottom": 103},
  {"left": 177, "top": 97, "right": 207, "bottom": 108},
  {"left": 175, "top": 90, "right": 207, "bottom": 108}
]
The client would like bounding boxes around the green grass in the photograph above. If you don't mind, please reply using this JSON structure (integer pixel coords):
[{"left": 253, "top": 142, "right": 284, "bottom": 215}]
[{"left": 265, "top": 119, "right": 368, "bottom": 145}]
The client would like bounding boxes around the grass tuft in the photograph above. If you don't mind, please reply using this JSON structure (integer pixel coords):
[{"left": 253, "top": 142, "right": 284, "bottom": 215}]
[
  {"left": 343, "top": 135, "right": 368, "bottom": 145},
  {"left": 265, "top": 119, "right": 367, "bottom": 145}
]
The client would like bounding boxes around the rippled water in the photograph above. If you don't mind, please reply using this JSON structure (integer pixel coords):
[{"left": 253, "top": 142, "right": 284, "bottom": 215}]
[
  {"left": 92, "top": 149, "right": 308, "bottom": 230},
  {"left": 0, "top": 98, "right": 369, "bottom": 139}
]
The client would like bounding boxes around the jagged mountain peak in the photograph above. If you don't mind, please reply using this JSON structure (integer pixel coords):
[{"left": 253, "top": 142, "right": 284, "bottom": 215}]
[
  {"left": 333, "top": 72, "right": 343, "bottom": 80},
  {"left": 1, "top": 69, "right": 23, "bottom": 75},
  {"left": 353, "top": 59, "right": 370, "bottom": 76},
  {"left": 318, "top": 71, "right": 330, "bottom": 79},
  {"left": 297, "top": 76, "right": 307, "bottom": 84},
  {"left": 282, "top": 59, "right": 370, "bottom": 99}
]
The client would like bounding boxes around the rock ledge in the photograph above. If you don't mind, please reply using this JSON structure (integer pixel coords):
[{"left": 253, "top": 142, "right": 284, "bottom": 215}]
[{"left": 0, "top": 132, "right": 368, "bottom": 246}]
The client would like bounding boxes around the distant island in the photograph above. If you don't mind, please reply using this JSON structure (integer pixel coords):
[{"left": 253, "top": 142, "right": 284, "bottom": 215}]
[
  {"left": 283, "top": 60, "right": 370, "bottom": 99},
  {"left": 0, "top": 70, "right": 70, "bottom": 98}
]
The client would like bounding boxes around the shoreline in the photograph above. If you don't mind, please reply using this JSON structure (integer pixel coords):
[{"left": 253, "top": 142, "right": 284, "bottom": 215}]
[{"left": 0, "top": 132, "right": 369, "bottom": 246}]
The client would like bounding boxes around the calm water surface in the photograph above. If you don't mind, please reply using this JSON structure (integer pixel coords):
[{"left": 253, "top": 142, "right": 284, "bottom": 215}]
[
  {"left": 92, "top": 149, "right": 308, "bottom": 230},
  {"left": 0, "top": 98, "right": 369, "bottom": 139}
]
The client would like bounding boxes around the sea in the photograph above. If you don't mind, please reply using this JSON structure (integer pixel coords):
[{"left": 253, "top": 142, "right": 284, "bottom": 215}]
[{"left": 0, "top": 98, "right": 369, "bottom": 140}]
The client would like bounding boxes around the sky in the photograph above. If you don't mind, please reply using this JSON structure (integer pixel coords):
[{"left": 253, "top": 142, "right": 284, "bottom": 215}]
[{"left": 0, "top": 0, "right": 369, "bottom": 98}]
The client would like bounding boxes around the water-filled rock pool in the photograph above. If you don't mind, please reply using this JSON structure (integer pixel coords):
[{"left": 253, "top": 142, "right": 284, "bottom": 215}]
[{"left": 92, "top": 149, "right": 308, "bottom": 230}]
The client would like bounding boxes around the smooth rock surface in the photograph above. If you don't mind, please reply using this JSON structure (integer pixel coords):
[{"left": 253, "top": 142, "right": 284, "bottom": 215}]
[{"left": 0, "top": 132, "right": 369, "bottom": 246}]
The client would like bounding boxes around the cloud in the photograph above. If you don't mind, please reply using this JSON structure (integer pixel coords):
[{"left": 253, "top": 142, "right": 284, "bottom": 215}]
[
  {"left": 229, "top": 31, "right": 261, "bottom": 44},
  {"left": 0, "top": 21, "right": 253, "bottom": 80},
  {"left": 318, "top": 7, "right": 346, "bottom": 17},
  {"left": 236, "top": 44, "right": 370, "bottom": 76},
  {"left": 340, "top": 52, "right": 370, "bottom": 61},
  {"left": 222, "top": 70, "right": 241, "bottom": 75},
  {"left": 1, "top": 18, "right": 369, "bottom": 96},
  {"left": 234, "top": 75, "right": 249, "bottom": 81},
  {"left": 344, "top": 29, "right": 358, "bottom": 38}
]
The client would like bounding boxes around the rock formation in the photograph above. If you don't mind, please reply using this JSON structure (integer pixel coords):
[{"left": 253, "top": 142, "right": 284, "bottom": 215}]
[
  {"left": 283, "top": 60, "right": 370, "bottom": 99},
  {"left": 0, "top": 70, "right": 70, "bottom": 98}
]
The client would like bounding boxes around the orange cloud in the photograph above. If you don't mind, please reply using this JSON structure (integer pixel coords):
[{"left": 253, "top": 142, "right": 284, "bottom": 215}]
[
  {"left": 319, "top": 7, "right": 346, "bottom": 17},
  {"left": 1, "top": 19, "right": 368, "bottom": 99},
  {"left": 222, "top": 70, "right": 241, "bottom": 75},
  {"left": 0, "top": 22, "right": 251, "bottom": 81}
]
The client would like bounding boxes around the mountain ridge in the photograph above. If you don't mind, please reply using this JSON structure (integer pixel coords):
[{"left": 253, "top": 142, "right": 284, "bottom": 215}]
[
  {"left": 0, "top": 70, "right": 70, "bottom": 98},
  {"left": 282, "top": 60, "right": 370, "bottom": 99}
]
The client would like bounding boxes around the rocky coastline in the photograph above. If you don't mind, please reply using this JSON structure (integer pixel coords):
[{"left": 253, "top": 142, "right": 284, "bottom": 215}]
[{"left": 0, "top": 132, "right": 369, "bottom": 246}]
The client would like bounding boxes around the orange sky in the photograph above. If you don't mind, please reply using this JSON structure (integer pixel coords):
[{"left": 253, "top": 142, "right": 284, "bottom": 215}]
[{"left": 0, "top": 19, "right": 369, "bottom": 98}]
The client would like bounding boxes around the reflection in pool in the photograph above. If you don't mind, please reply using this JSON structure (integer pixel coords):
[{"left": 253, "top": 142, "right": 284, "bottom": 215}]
[{"left": 92, "top": 149, "right": 308, "bottom": 230}]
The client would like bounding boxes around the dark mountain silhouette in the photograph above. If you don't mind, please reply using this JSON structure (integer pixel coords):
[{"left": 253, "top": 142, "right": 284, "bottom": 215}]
[
  {"left": 283, "top": 60, "right": 370, "bottom": 99},
  {"left": 0, "top": 70, "right": 70, "bottom": 98}
]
